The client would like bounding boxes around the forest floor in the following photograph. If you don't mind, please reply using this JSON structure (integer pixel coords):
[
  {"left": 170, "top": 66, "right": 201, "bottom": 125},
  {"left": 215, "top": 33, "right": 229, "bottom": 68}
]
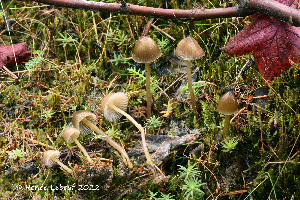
[{"left": 0, "top": 0, "right": 299, "bottom": 199}]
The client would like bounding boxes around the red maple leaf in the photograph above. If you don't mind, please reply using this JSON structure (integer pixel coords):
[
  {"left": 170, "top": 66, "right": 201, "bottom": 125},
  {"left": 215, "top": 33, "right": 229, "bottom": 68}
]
[
  {"left": 221, "top": 0, "right": 300, "bottom": 82},
  {"left": 0, "top": 42, "right": 31, "bottom": 69}
]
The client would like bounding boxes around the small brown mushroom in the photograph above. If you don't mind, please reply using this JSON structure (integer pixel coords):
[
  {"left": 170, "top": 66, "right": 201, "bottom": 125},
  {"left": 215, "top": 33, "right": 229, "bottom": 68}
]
[
  {"left": 72, "top": 110, "right": 97, "bottom": 136},
  {"left": 217, "top": 91, "right": 238, "bottom": 138},
  {"left": 175, "top": 36, "right": 204, "bottom": 61},
  {"left": 175, "top": 36, "right": 204, "bottom": 117},
  {"left": 62, "top": 127, "right": 94, "bottom": 163},
  {"left": 101, "top": 92, "right": 155, "bottom": 170},
  {"left": 72, "top": 110, "right": 133, "bottom": 168},
  {"left": 132, "top": 36, "right": 161, "bottom": 119},
  {"left": 44, "top": 150, "right": 73, "bottom": 173}
]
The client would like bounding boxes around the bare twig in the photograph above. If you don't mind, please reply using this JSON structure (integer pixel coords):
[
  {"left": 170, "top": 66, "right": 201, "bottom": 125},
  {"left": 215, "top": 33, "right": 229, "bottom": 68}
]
[
  {"left": 151, "top": 24, "right": 175, "bottom": 41},
  {"left": 27, "top": 138, "right": 54, "bottom": 149},
  {"left": 32, "top": 0, "right": 300, "bottom": 26},
  {"left": 2, "top": 66, "right": 18, "bottom": 79},
  {"left": 33, "top": 0, "right": 253, "bottom": 20}
]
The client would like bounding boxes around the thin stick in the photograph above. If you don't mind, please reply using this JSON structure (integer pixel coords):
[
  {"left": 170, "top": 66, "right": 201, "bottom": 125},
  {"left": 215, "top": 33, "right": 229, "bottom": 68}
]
[
  {"left": 230, "top": 107, "right": 247, "bottom": 124},
  {"left": 151, "top": 24, "right": 175, "bottom": 41},
  {"left": 244, "top": 175, "right": 268, "bottom": 199},
  {"left": 2, "top": 65, "right": 18, "bottom": 79},
  {"left": 27, "top": 138, "right": 53, "bottom": 149}
]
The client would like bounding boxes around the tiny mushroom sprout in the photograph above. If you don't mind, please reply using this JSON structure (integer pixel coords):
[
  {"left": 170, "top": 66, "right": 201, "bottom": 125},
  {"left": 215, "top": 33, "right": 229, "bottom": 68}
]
[
  {"left": 175, "top": 36, "right": 204, "bottom": 117},
  {"left": 72, "top": 110, "right": 133, "bottom": 168},
  {"left": 101, "top": 92, "right": 157, "bottom": 173},
  {"left": 62, "top": 127, "right": 94, "bottom": 163},
  {"left": 44, "top": 150, "right": 73, "bottom": 174},
  {"left": 217, "top": 91, "right": 239, "bottom": 139},
  {"left": 132, "top": 36, "right": 161, "bottom": 120}
]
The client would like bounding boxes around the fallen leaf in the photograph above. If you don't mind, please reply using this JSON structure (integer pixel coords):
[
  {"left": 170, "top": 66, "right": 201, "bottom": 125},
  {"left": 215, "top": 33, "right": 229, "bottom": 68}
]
[
  {"left": 221, "top": 0, "right": 300, "bottom": 82},
  {"left": 0, "top": 42, "right": 31, "bottom": 69}
]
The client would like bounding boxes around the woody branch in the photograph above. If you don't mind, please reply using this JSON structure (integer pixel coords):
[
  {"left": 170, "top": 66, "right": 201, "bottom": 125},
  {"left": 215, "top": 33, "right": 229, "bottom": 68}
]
[{"left": 32, "top": 0, "right": 300, "bottom": 26}]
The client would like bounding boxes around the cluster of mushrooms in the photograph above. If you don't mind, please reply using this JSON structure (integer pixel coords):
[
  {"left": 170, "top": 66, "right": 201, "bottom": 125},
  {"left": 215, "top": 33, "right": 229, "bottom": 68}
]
[
  {"left": 132, "top": 34, "right": 238, "bottom": 136},
  {"left": 44, "top": 94, "right": 135, "bottom": 173},
  {"left": 43, "top": 34, "right": 239, "bottom": 174}
]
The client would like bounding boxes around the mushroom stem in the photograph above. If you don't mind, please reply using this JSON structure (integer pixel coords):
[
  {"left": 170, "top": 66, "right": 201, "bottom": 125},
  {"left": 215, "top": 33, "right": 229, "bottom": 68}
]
[
  {"left": 81, "top": 118, "right": 133, "bottom": 168},
  {"left": 70, "top": 135, "right": 94, "bottom": 163},
  {"left": 222, "top": 115, "right": 231, "bottom": 139},
  {"left": 187, "top": 60, "right": 198, "bottom": 117},
  {"left": 50, "top": 156, "right": 73, "bottom": 173},
  {"left": 108, "top": 103, "right": 154, "bottom": 168},
  {"left": 145, "top": 62, "right": 151, "bottom": 119}
]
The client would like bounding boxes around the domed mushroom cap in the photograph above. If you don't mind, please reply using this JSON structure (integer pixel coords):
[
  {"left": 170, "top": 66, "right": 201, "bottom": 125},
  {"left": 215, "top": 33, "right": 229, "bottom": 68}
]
[
  {"left": 44, "top": 150, "right": 60, "bottom": 167},
  {"left": 175, "top": 36, "right": 204, "bottom": 60},
  {"left": 62, "top": 127, "right": 80, "bottom": 144},
  {"left": 217, "top": 91, "right": 238, "bottom": 115},
  {"left": 72, "top": 111, "right": 96, "bottom": 135},
  {"left": 132, "top": 36, "right": 161, "bottom": 63},
  {"left": 101, "top": 92, "right": 128, "bottom": 122}
]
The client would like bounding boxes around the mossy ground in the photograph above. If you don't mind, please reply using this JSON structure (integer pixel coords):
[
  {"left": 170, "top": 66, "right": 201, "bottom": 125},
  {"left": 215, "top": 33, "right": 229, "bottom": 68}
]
[{"left": 0, "top": 0, "right": 299, "bottom": 199}]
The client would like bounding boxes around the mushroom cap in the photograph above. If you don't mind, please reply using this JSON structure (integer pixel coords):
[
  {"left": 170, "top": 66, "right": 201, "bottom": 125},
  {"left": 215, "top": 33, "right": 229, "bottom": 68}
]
[
  {"left": 62, "top": 127, "right": 80, "bottom": 144},
  {"left": 175, "top": 36, "right": 204, "bottom": 60},
  {"left": 44, "top": 150, "right": 60, "bottom": 167},
  {"left": 132, "top": 36, "right": 161, "bottom": 63},
  {"left": 72, "top": 111, "right": 96, "bottom": 136},
  {"left": 217, "top": 91, "right": 239, "bottom": 115},
  {"left": 101, "top": 92, "right": 128, "bottom": 122}
]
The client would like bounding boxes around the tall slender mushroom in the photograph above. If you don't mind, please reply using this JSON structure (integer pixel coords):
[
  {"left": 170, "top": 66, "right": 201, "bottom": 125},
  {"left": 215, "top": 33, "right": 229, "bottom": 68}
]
[
  {"left": 62, "top": 127, "right": 94, "bottom": 163},
  {"left": 217, "top": 91, "right": 238, "bottom": 139},
  {"left": 132, "top": 36, "right": 161, "bottom": 120},
  {"left": 72, "top": 110, "right": 132, "bottom": 168},
  {"left": 101, "top": 92, "right": 155, "bottom": 170},
  {"left": 175, "top": 36, "right": 204, "bottom": 117},
  {"left": 44, "top": 150, "right": 73, "bottom": 173}
]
